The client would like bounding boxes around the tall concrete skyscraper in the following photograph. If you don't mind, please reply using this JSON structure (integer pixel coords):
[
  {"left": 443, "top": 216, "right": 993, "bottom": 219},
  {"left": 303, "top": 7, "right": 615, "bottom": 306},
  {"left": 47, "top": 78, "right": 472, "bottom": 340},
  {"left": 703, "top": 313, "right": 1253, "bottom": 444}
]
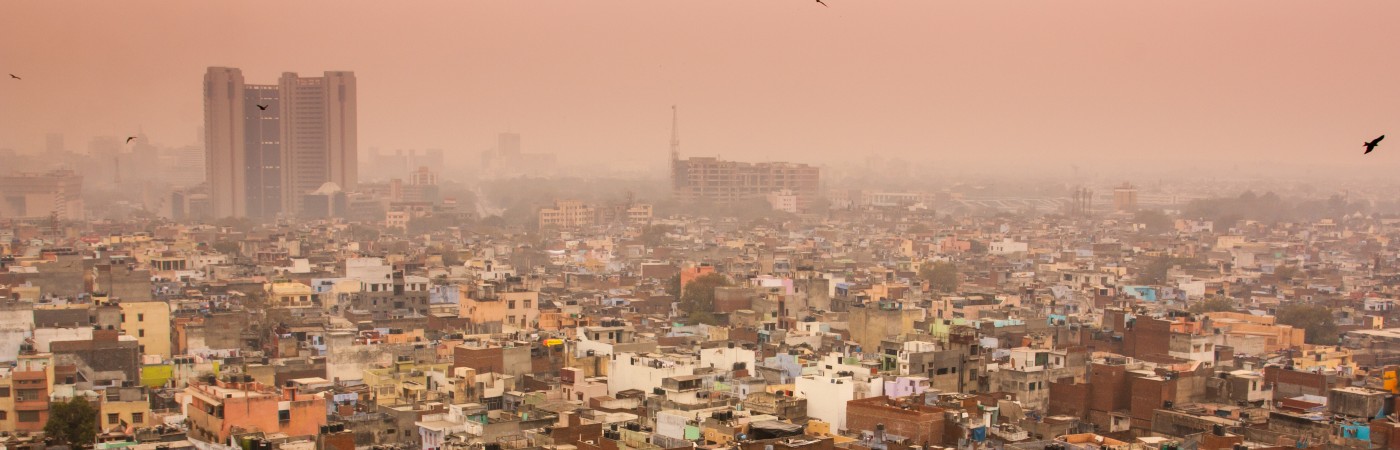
[
  {"left": 204, "top": 67, "right": 249, "bottom": 218},
  {"left": 204, "top": 67, "right": 356, "bottom": 218},
  {"left": 243, "top": 84, "right": 281, "bottom": 218},
  {"left": 279, "top": 71, "right": 357, "bottom": 215}
]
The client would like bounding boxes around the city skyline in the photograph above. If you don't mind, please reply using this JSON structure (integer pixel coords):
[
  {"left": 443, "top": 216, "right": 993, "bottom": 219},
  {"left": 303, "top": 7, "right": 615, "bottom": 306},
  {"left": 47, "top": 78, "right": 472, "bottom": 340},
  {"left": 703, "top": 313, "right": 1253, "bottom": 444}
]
[{"left": 2, "top": 1, "right": 1398, "bottom": 176}]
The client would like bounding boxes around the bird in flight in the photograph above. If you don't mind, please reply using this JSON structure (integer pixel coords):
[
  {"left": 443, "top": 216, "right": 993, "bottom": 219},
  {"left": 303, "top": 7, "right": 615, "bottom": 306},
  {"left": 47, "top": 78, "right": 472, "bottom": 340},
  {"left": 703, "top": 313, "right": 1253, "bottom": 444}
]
[
  {"left": 257, "top": 104, "right": 268, "bottom": 110},
  {"left": 816, "top": 0, "right": 828, "bottom": 6},
  {"left": 1364, "top": 135, "right": 1385, "bottom": 154},
  {"left": 8, "top": 74, "right": 19, "bottom": 80},
  {"left": 126, "top": 136, "right": 137, "bottom": 144}
]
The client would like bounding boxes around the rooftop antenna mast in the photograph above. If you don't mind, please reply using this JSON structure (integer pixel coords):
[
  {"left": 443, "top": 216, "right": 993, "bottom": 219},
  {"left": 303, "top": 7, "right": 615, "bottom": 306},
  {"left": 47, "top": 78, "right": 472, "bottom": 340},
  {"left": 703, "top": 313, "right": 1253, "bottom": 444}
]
[{"left": 670, "top": 105, "right": 680, "bottom": 165}]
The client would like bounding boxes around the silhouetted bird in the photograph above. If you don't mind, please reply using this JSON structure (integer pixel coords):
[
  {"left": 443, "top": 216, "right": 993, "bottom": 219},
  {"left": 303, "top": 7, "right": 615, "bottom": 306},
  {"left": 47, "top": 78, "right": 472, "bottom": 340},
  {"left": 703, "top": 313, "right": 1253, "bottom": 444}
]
[
  {"left": 8, "top": 74, "right": 19, "bottom": 80},
  {"left": 1365, "top": 135, "right": 1385, "bottom": 154},
  {"left": 126, "top": 136, "right": 137, "bottom": 144},
  {"left": 816, "top": 0, "right": 828, "bottom": 6},
  {"left": 257, "top": 104, "right": 268, "bottom": 110}
]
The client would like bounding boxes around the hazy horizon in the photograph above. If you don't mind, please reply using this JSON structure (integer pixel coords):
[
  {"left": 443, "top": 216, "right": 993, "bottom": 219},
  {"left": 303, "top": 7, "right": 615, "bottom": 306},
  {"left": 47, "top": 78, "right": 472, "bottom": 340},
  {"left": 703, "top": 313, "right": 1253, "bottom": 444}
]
[{"left": 3, "top": 0, "right": 1399, "bottom": 177}]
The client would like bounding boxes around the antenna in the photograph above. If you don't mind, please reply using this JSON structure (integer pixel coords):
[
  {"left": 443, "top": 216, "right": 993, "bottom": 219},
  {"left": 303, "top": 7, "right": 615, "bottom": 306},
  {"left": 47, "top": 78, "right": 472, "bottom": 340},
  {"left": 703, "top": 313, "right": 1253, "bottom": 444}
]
[{"left": 670, "top": 105, "right": 680, "bottom": 163}]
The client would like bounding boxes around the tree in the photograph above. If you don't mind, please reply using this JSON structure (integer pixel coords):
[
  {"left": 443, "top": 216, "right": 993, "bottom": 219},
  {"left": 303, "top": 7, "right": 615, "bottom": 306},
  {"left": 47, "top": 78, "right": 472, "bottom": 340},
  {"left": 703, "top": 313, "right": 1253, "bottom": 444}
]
[
  {"left": 1275, "top": 304, "right": 1339, "bottom": 345},
  {"left": 1273, "top": 265, "right": 1300, "bottom": 283},
  {"left": 920, "top": 262, "right": 959, "bottom": 293},
  {"left": 1138, "top": 256, "right": 1196, "bottom": 285},
  {"left": 212, "top": 241, "right": 240, "bottom": 256},
  {"left": 680, "top": 273, "right": 731, "bottom": 325},
  {"left": 666, "top": 273, "right": 682, "bottom": 297},
  {"left": 1134, "top": 209, "right": 1174, "bottom": 234},
  {"left": 45, "top": 396, "right": 98, "bottom": 447},
  {"left": 1188, "top": 298, "right": 1235, "bottom": 314},
  {"left": 641, "top": 225, "right": 673, "bottom": 247}
]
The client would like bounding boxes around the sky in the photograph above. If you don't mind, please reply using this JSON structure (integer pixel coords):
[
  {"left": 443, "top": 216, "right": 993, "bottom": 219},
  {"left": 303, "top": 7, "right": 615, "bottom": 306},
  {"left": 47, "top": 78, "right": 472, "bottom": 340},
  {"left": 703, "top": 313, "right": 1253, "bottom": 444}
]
[{"left": 2, "top": 0, "right": 1399, "bottom": 175}]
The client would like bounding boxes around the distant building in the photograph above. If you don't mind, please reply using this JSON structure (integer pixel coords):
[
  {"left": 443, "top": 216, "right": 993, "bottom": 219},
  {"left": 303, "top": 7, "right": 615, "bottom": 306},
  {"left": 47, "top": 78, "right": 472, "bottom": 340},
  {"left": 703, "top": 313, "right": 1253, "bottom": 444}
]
[
  {"left": 666, "top": 107, "right": 819, "bottom": 210},
  {"left": 204, "top": 67, "right": 356, "bottom": 218},
  {"left": 767, "top": 189, "right": 799, "bottom": 213},
  {"left": 481, "top": 132, "right": 556, "bottom": 178},
  {"left": 538, "top": 200, "right": 653, "bottom": 229},
  {"left": 279, "top": 71, "right": 358, "bottom": 215},
  {"left": 1113, "top": 183, "right": 1138, "bottom": 212},
  {"left": 0, "top": 170, "right": 84, "bottom": 221},
  {"left": 672, "top": 157, "right": 820, "bottom": 211},
  {"left": 538, "top": 200, "right": 596, "bottom": 229},
  {"left": 389, "top": 166, "right": 441, "bottom": 204}
]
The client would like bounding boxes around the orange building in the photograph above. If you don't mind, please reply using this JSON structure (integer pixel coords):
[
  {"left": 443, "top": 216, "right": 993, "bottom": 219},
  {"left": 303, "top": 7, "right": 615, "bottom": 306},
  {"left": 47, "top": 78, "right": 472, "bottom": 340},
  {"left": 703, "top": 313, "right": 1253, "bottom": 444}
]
[
  {"left": 184, "top": 378, "right": 327, "bottom": 444},
  {"left": 11, "top": 352, "right": 54, "bottom": 433},
  {"left": 679, "top": 265, "right": 717, "bottom": 295}
]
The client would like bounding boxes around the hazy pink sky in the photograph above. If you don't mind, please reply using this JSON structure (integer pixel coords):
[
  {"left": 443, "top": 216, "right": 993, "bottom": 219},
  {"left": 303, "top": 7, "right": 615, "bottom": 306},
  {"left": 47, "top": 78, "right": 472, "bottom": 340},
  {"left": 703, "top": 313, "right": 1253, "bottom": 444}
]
[{"left": 2, "top": 0, "right": 1398, "bottom": 171}]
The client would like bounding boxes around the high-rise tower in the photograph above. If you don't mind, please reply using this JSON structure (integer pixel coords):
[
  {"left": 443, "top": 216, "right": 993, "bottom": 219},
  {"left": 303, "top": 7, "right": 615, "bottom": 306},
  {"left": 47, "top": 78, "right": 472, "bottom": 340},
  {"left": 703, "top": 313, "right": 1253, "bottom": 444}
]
[
  {"left": 279, "top": 71, "right": 357, "bottom": 215},
  {"left": 204, "top": 67, "right": 248, "bottom": 218},
  {"left": 204, "top": 67, "right": 356, "bottom": 218}
]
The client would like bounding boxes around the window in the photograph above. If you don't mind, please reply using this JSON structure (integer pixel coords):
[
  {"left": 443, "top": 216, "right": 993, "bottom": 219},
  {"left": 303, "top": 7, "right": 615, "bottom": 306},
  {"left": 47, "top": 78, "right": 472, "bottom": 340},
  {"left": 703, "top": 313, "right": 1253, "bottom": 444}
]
[
  {"left": 0, "top": 387, "right": 10, "bottom": 397},
  {"left": 138, "top": 329, "right": 146, "bottom": 337},
  {"left": 17, "top": 411, "right": 39, "bottom": 423},
  {"left": 508, "top": 300, "right": 517, "bottom": 309},
  {"left": 132, "top": 412, "right": 143, "bottom": 424},
  {"left": 0, "top": 411, "right": 6, "bottom": 420},
  {"left": 109, "top": 413, "right": 121, "bottom": 425},
  {"left": 524, "top": 300, "right": 532, "bottom": 309},
  {"left": 16, "top": 389, "right": 42, "bottom": 402},
  {"left": 138, "top": 313, "right": 145, "bottom": 322},
  {"left": 278, "top": 410, "right": 291, "bottom": 422}
]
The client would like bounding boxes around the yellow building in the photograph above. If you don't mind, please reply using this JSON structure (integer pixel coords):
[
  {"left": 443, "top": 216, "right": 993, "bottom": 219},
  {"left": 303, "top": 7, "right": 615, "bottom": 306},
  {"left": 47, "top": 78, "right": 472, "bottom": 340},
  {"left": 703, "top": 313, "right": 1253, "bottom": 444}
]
[
  {"left": 362, "top": 362, "right": 451, "bottom": 405},
  {"left": 0, "top": 368, "right": 15, "bottom": 431},
  {"left": 1204, "top": 311, "right": 1306, "bottom": 353},
  {"left": 100, "top": 386, "right": 152, "bottom": 432},
  {"left": 120, "top": 302, "right": 172, "bottom": 359},
  {"left": 267, "top": 282, "right": 315, "bottom": 309}
]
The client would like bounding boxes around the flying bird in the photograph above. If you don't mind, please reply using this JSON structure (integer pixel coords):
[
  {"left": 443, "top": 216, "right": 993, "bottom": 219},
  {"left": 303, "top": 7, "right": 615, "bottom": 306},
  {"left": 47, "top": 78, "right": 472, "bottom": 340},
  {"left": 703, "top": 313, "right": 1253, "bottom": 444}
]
[
  {"left": 815, "top": 0, "right": 828, "bottom": 6},
  {"left": 257, "top": 104, "right": 268, "bottom": 110},
  {"left": 1364, "top": 135, "right": 1385, "bottom": 154},
  {"left": 126, "top": 136, "right": 137, "bottom": 144},
  {"left": 8, "top": 74, "right": 19, "bottom": 80}
]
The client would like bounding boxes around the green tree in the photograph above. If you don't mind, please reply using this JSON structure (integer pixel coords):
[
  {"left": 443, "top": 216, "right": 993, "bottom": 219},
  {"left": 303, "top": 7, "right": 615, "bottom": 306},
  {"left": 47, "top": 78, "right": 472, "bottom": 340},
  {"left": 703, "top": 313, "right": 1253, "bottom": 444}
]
[
  {"left": 1138, "top": 256, "right": 1198, "bottom": 285},
  {"left": 666, "top": 273, "right": 682, "bottom": 297},
  {"left": 920, "top": 262, "right": 959, "bottom": 293},
  {"left": 1134, "top": 209, "right": 1174, "bottom": 234},
  {"left": 1188, "top": 298, "right": 1235, "bottom": 314},
  {"left": 212, "top": 241, "right": 240, "bottom": 256},
  {"left": 45, "top": 396, "right": 98, "bottom": 447},
  {"left": 1275, "top": 304, "right": 1339, "bottom": 345},
  {"left": 1273, "top": 265, "right": 1300, "bottom": 283},
  {"left": 680, "top": 273, "right": 731, "bottom": 325},
  {"left": 641, "top": 225, "right": 673, "bottom": 247}
]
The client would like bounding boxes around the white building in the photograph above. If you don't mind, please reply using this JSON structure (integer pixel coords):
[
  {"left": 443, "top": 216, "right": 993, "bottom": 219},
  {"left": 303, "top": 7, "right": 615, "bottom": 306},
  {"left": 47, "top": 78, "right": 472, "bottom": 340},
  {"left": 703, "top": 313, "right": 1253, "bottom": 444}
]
[
  {"left": 767, "top": 189, "right": 799, "bottom": 214},
  {"left": 607, "top": 353, "right": 697, "bottom": 395},
  {"left": 988, "top": 238, "right": 1029, "bottom": 255}
]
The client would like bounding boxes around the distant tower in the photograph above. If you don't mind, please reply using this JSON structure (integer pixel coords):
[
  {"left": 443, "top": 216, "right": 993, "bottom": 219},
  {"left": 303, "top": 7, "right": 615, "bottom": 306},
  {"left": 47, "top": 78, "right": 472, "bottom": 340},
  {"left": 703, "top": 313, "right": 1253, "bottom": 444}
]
[
  {"left": 669, "top": 105, "right": 685, "bottom": 197},
  {"left": 669, "top": 105, "right": 680, "bottom": 165},
  {"left": 1070, "top": 187, "right": 1093, "bottom": 217},
  {"left": 1113, "top": 183, "right": 1138, "bottom": 212}
]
